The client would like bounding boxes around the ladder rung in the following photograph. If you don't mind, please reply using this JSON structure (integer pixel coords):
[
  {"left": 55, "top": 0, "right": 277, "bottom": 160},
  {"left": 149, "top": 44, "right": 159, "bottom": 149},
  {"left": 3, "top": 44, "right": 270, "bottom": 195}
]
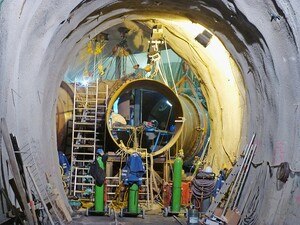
[
  {"left": 74, "top": 190, "right": 95, "bottom": 193},
  {"left": 74, "top": 122, "right": 95, "bottom": 125},
  {"left": 73, "top": 152, "right": 94, "bottom": 155},
  {"left": 75, "top": 115, "right": 95, "bottom": 118},
  {"left": 74, "top": 144, "right": 95, "bottom": 148},
  {"left": 74, "top": 137, "right": 95, "bottom": 141},
  {"left": 74, "top": 130, "right": 95, "bottom": 133},
  {"left": 73, "top": 159, "right": 94, "bottom": 164},
  {"left": 76, "top": 92, "right": 97, "bottom": 95},
  {"left": 75, "top": 175, "right": 93, "bottom": 178},
  {"left": 75, "top": 100, "right": 97, "bottom": 103},
  {"left": 75, "top": 108, "right": 96, "bottom": 110},
  {"left": 73, "top": 168, "right": 90, "bottom": 170},
  {"left": 74, "top": 183, "right": 94, "bottom": 186},
  {"left": 106, "top": 177, "right": 120, "bottom": 180}
]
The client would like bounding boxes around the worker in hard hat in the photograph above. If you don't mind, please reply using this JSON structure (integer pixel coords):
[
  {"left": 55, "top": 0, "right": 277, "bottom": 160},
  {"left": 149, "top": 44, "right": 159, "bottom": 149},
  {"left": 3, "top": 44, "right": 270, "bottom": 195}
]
[{"left": 96, "top": 148, "right": 108, "bottom": 164}]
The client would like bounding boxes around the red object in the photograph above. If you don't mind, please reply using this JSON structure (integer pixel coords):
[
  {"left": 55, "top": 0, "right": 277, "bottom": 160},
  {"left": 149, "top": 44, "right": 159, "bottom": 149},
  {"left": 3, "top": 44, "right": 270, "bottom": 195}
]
[
  {"left": 162, "top": 181, "right": 192, "bottom": 207},
  {"left": 162, "top": 183, "right": 172, "bottom": 207},
  {"left": 181, "top": 181, "right": 191, "bottom": 206}
]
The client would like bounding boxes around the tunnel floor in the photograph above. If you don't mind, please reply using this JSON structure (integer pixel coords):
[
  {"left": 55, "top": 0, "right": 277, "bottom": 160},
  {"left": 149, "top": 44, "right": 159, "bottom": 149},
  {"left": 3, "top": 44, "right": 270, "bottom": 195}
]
[{"left": 71, "top": 214, "right": 185, "bottom": 225}]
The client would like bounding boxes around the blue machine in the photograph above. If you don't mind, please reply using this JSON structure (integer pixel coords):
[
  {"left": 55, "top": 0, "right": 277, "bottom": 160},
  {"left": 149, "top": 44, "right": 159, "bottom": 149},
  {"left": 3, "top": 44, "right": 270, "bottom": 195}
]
[
  {"left": 58, "top": 151, "right": 71, "bottom": 175},
  {"left": 121, "top": 153, "right": 145, "bottom": 186}
]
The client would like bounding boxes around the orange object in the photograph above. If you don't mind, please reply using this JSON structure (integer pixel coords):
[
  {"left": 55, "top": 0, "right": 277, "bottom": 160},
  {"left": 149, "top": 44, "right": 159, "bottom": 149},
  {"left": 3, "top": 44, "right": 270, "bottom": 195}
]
[
  {"left": 162, "top": 182, "right": 192, "bottom": 207},
  {"left": 181, "top": 181, "right": 192, "bottom": 206}
]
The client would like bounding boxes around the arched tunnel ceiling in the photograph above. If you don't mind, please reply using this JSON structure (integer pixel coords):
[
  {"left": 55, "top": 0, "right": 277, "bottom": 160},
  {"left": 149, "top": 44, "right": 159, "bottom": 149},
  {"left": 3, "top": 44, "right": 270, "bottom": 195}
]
[{"left": 1, "top": 1, "right": 300, "bottom": 224}]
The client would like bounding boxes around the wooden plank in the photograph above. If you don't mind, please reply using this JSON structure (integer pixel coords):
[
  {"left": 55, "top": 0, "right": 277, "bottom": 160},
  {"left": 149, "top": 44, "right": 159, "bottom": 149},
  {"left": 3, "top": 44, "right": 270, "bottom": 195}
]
[
  {"left": 8, "top": 178, "right": 25, "bottom": 210},
  {"left": 26, "top": 166, "right": 55, "bottom": 225},
  {"left": 52, "top": 188, "right": 72, "bottom": 222},
  {"left": 9, "top": 134, "right": 39, "bottom": 224},
  {"left": 0, "top": 135, "right": 6, "bottom": 215},
  {"left": 0, "top": 187, "right": 25, "bottom": 225},
  {"left": 226, "top": 209, "right": 241, "bottom": 225},
  {"left": 0, "top": 118, "right": 34, "bottom": 225}
]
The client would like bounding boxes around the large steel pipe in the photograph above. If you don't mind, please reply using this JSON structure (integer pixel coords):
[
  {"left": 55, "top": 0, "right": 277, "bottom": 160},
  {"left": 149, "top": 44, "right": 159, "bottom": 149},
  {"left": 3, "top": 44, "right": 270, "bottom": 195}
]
[
  {"left": 106, "top": 78, "right": 209, "bottom": 162},
  {"left": 56, "top": 81, "right": 74, "bottom": 151},
  {"left": 178, "top": 94, "right": 209, "bottom": 163}
]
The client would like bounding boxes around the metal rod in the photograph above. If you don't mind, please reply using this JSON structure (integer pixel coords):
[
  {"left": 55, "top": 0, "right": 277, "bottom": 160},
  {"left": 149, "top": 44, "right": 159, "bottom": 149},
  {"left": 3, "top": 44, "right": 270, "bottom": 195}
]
[
  {"left": 229, "top": 144, "right": 254, "bottom": 208},
  {"left": 173, "top": 215, "right": 186, "bottom": 225},
  {"left": 23, "top": 164, "right": 39, "bottom": 225},
  {"left": 26, "top": 166, "right": 55, "bottom": 225},
  {"left": 221, "top": 133, "right": 256, "bottom": 216},
  {"left": 233, "top": 145, "right": 257, "bottom": 209},
  {"left": 221, "top": 145, "right": 251, "bottom": 217},
  {"left": 150, "top": 154, "right": 154, "bottom": 206}
]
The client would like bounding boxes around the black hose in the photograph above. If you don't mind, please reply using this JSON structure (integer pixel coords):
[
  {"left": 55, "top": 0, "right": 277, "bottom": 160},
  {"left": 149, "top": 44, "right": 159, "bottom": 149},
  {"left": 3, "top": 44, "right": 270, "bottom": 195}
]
[{"left": 191, "top": 173, "right": 215, "bottom": 200}]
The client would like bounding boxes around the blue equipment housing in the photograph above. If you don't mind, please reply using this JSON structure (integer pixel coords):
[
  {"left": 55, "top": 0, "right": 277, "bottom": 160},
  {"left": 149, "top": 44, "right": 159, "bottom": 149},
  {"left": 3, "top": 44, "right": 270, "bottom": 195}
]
[{"left": 122, "top": 153, "right": 145, "bottom": 186}]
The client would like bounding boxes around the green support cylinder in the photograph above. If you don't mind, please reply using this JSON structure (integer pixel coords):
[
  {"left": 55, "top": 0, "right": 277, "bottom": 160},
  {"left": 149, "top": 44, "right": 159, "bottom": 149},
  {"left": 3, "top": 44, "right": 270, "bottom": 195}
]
[
  {"left": 95, "top": 156, "right": 105, "bottom": 212},
  {"left": 171, "top": 157, "right": 183, "bottom": 212},
  {"left": 128, "top": 183, "right": 139, "bottom": 214}
]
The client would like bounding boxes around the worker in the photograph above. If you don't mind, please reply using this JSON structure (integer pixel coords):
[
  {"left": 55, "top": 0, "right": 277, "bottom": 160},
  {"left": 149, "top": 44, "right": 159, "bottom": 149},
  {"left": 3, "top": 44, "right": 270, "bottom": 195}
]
[
  {"left": 96, "top": 148, "right": 108, "bottom": 164},
  {"left": 90, "top": 148, "right": 107, "bottom": 187},
  {"left": 213, "top": 168, "right": 227, "bottom": 197}
]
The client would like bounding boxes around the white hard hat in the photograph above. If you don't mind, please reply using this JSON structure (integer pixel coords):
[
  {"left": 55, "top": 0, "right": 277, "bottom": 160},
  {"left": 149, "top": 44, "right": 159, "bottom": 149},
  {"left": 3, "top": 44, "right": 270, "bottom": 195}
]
[{"left": 204, "top": 166, "right": 213, "bottom": 173}]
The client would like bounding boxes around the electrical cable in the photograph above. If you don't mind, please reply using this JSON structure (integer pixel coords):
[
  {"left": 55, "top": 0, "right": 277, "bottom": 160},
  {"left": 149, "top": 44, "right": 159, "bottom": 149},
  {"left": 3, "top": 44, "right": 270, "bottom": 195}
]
[{"left": 191, "top": 172, "right": 215, "bottom": 201}]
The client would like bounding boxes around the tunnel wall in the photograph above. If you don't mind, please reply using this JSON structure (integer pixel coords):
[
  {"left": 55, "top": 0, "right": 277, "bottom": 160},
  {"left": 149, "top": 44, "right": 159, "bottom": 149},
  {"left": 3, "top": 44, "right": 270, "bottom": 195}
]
[{"left": 1, "top": 0, "right": 300, "bottom": 224}]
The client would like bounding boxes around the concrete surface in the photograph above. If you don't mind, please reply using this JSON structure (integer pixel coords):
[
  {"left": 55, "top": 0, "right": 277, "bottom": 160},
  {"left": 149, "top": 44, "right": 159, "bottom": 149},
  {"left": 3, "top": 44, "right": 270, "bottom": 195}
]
[
  {"left": 1, "top": 1, "right": 300, "bottom": 224},
  {"left": 71, "top": 214, "right": 186, "bottom": 225}
]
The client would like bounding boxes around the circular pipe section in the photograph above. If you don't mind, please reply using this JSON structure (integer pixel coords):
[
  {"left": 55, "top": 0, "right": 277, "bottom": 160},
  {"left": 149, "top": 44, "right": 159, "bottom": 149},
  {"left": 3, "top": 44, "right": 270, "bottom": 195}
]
[
  {"left": 106, "top": 78, "right": 208, "bottom": 160},
  {"left": 56, "top": 81, "right": 74, "bottom": 151},
  {"left": 106, "top": 78, "right": 183, "bottom": 157},
  {"left": 178, "top": 94, "right": 209, "bottom": 164}
]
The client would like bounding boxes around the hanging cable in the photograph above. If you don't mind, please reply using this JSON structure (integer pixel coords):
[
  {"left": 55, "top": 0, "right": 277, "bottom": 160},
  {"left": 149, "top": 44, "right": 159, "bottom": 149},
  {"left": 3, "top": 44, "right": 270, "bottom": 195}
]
[{"left": 164, "top": 39, "right": 178, "bottom": 96}]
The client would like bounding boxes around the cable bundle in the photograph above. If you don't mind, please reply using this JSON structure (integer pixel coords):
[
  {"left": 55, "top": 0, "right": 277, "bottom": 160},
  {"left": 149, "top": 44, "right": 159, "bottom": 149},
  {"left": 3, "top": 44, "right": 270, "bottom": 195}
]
[{"left": 191, "top": 172, "right": 215, "bottom": 200}]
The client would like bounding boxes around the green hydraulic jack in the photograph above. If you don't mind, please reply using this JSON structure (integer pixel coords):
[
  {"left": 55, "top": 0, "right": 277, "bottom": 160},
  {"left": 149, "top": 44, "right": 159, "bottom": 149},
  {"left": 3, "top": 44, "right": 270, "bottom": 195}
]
[{"left": 163, "top": 156, "right": 187, "bottom": 217}]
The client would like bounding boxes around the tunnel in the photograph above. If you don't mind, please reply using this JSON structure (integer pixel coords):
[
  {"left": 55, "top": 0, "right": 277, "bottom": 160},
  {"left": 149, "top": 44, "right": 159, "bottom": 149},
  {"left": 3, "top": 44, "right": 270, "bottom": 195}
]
[{"left": 0, "top": 1, "right": 300, "bottom": 225}]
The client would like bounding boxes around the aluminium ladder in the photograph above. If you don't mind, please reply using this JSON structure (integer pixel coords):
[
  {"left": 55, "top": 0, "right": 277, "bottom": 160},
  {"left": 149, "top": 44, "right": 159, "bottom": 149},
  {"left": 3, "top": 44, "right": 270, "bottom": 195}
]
[
  {"left": 96, "top": 83, "right": 109, "bottom": 151},
  {"left": 70, "top": 80, "right": 99, "bottom": 199}
]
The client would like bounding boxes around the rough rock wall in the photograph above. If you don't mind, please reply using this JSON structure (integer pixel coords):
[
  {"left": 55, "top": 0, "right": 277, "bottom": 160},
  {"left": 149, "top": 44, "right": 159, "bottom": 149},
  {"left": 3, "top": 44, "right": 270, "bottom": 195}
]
[{"left": 0, "top": 0, "right": 300, "bottom": 224}]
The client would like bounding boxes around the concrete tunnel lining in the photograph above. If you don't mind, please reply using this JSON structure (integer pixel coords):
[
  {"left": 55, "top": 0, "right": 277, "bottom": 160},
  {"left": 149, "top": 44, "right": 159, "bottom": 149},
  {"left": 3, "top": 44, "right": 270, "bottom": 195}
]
[{"left": 1, "top": 0, "right": 300, "bottom": 224}]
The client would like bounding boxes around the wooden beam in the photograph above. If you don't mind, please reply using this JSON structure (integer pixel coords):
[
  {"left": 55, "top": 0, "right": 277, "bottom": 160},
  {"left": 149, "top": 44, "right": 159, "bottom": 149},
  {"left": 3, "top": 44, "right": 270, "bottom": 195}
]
[
  {"left": 0, "top": 118, "right": 34, "bottom": 225},
  {"left": 26, "top": 166, "right": 55, "bottom": 225}
]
